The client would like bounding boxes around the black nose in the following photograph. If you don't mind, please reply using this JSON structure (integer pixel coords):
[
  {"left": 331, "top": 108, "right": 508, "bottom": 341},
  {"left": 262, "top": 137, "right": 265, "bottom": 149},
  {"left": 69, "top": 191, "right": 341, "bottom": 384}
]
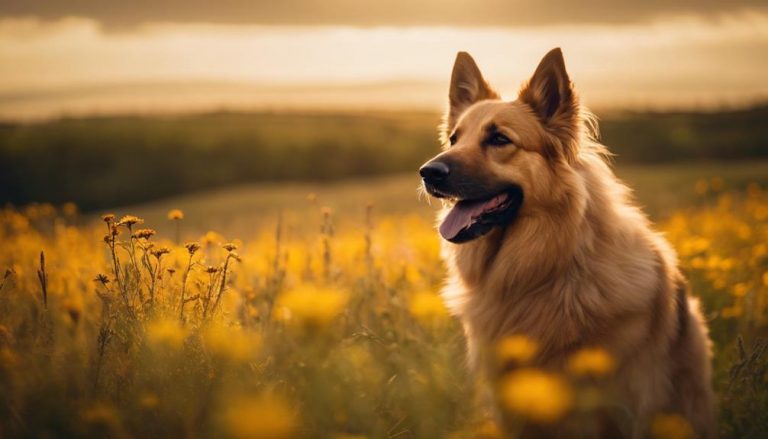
[{"left": 419, "top": 161, "right": 450, "bottom": 182}]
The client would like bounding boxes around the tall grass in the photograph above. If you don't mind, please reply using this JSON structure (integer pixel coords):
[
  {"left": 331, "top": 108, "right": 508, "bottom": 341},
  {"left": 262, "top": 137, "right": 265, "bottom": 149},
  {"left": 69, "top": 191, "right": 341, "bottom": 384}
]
[{"left": 0, "top": 180, "right": 766, "bottom": 438}]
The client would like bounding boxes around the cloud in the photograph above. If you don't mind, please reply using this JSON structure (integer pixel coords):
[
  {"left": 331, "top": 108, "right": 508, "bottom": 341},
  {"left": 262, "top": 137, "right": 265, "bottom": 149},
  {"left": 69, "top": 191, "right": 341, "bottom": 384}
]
[{"left": 2, "top": 0, "right": 766, "bottom": 28}]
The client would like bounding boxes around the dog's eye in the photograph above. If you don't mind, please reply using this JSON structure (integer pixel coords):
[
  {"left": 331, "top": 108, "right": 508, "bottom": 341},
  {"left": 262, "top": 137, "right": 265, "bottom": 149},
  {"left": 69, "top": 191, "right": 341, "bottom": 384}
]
[
  {"left": 487, "top": 132, "right": 512, "bottom": 147},
  {"left": 449, "top": 133, "right": 458, "bottom": 146}
]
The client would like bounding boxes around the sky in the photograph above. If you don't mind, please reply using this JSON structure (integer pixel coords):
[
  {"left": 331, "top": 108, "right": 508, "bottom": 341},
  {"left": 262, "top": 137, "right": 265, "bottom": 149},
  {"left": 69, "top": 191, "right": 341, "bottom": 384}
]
[{"left": 0, "top": 1, "right": 766, "bottom": 119}]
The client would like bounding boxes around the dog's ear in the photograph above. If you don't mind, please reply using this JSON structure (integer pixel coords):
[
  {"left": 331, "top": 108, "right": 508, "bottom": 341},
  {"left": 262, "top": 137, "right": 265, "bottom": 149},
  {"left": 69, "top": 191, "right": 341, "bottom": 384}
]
[
  {"left": 519, "top": 48, "right": 579, "bottom": 159},
  {"left": 446, "top": 52, "right": 498, "bottom": 131}
]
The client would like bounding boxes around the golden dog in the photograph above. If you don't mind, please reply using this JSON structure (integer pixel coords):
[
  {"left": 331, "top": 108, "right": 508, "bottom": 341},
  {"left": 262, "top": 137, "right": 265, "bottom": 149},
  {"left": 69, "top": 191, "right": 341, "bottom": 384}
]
[{"left": 419, "top": 48, "right": 715, "bottom": 438}]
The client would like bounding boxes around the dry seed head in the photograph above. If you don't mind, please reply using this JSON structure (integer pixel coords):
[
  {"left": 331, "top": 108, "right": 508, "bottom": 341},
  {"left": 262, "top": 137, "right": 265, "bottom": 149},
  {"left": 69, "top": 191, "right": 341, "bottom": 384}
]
[
  {"left": 133, "top": 228, "right": 157, "bottom": 240},
  {"left": 167, "top": 209, "right": 184, "bottom": 220},
  {"left": 151, "top": 247, "right": 171, "bottom": 259},
  {"left": 206, "top": 266, "right": 219, "bottom": 274},
  {"left": 94, "top": 274, "right": 110, "bottom": 284},
  {"left": 223, "top": 242, "right": 238, "bottom": 252},
  {"left": 167, "top": 268, "right": 176, "bottom": 275},
  {"left": 101, "top": 213, "right": 116, "bottom": 223},
  {"left": 185, "top": 242, "right": 201, "bottom": 255},
  {"left": 118, "top": 215, "right": 144, "bottom": 228}
]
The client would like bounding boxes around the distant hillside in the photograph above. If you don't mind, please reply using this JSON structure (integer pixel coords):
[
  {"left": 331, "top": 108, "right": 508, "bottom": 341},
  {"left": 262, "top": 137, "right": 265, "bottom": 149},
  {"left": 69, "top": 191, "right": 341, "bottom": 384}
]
[{"left": 0, "top": 105, "right": 766, "bottom": 210}]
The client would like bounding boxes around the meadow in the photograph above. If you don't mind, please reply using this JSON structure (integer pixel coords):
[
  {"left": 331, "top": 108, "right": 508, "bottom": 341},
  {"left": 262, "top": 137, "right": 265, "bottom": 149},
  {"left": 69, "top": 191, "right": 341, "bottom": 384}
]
[
  {"left": 1, "top": 104, "right": 767, "bottom": 210},
  {"left": 0, "top": 162, "right": 767, "bottom": 438}
]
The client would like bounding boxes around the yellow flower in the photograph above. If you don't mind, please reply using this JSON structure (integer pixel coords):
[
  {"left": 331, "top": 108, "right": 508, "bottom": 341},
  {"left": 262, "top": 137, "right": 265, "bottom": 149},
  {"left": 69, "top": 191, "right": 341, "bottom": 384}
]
[
  {"left": 146, "top": 319, "right": 187, "bottom": 349},
  {"left": 731, "top": 283, "right": 750, "bottom": 298},
  {"left": 203, "top": 325, "right": 259, "bottom": 361},
  {"left": 222, "top": 395, "right": 296, "bottom": 439},
  {"left": 167, "top": 209, "right": 184, "bottom": 220},
  {"left": 409, "top": 292, "right": 448, "bottom": 322},
  {"left": 650, "top": 414, "right": 694, "bottom": 439},
  {"left": 495, "top": 335, "right": 538, "bottom": 365},
  {"left": 567, "top": 348, "right": 615, "bottom": 377},
  {"left": 117, "top": 215, "right": 144, "bottom": 228},
  {"left": 275, "top": 285, "right": 348, "bottom": 328},
  {"left": 498, "top": 368, "right": 573, "bottom": 423}
]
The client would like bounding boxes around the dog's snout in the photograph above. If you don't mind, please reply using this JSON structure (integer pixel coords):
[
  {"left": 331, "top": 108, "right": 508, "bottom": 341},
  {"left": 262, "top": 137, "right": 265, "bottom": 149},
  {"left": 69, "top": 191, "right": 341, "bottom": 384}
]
[{"left": 419, "top": 161, "right": 450, "bottom": 182}]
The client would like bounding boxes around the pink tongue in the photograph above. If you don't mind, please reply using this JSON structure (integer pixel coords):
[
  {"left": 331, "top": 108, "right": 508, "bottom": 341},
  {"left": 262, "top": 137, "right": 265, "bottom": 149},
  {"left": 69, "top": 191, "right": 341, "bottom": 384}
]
[{"left": 439, "top": 193, "right": 508, "bottom": 241}]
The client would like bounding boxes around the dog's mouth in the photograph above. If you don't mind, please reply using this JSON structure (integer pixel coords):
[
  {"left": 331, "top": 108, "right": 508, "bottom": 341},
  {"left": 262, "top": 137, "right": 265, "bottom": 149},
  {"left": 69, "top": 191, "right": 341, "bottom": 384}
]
[{"left": 439, "top": 186, "right": 524, "bottom": 244}]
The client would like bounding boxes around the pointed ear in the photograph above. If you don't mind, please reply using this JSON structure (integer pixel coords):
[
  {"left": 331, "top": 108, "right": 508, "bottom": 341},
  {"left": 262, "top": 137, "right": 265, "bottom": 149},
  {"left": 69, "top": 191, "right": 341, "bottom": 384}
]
[
  {"left": 519, "top": 48, "right": 580, "bottom": 160},
  {"left": 519, "top": 48, "right": 576, "bottom": 123},
  {"left": 446, "top": 52, "right": 498, "bottom": 130}
]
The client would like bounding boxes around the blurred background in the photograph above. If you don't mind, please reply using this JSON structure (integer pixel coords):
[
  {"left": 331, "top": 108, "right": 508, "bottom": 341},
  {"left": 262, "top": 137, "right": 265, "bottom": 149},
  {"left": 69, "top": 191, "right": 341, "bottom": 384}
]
[{"left": 1, "top": 0, "right": 767, "bottom": 233}]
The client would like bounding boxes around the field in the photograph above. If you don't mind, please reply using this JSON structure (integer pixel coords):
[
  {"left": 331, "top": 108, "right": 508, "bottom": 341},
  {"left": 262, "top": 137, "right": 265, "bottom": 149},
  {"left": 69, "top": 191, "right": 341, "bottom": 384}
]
[
  {"left": 1, "top": 104, "right": 767, "bottom": 210},
  {"left": 1, "top": 161, "right": 767, "bottom": 438}
]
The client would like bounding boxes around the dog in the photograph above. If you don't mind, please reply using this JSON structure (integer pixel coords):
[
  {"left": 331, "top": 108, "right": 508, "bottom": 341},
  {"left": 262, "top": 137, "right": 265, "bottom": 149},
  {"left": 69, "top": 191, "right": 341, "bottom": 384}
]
[{"left": 419, "top": 48, "right": 715, "bottom": 438}]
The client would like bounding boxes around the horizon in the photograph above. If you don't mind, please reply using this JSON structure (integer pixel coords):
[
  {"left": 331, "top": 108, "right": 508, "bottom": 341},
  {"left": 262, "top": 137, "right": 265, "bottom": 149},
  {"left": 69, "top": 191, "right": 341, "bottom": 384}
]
[{"left": 1, "top": 9, "right": 767, "bottom": 120}]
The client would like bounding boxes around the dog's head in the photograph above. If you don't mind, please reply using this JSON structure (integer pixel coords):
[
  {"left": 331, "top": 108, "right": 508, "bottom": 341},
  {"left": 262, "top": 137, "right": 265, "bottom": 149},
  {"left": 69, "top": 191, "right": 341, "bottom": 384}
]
[{"left": 420, "top": 48, "right": 582, "bottom": 244}]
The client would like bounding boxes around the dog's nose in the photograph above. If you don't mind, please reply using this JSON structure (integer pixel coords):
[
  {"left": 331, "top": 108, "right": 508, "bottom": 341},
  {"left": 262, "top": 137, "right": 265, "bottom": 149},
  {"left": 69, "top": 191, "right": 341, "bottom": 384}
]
[{"left": 419, "top": 161, "right": 450, "bottom": 182}]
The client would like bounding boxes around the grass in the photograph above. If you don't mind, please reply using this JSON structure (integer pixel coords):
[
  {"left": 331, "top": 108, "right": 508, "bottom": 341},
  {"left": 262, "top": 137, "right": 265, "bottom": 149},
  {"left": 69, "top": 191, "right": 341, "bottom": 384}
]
[
  {"left": 1, "top": 104, "right": 767, "bottom": 210},
  {"left": 0, "top": 165, "right": 766, "bottom": 438}
]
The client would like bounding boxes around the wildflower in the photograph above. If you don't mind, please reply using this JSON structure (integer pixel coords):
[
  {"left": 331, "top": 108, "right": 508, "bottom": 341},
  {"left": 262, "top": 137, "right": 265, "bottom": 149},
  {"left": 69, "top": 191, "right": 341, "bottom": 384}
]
[
  {"left": 650, "top": 414, "right": 694, "bottom": 439},
  {"left": 567, "top": 348, "right": 615, "bottom": 377},
  {"left": 150, "top": 247, "right": 171, "bottom": 259},
  {"left": 101, "top": 213, "right": 116, "bottom": 223},
  {"left": 132, "top": 228, "right": 156, "bottom": 240},
  {"left": 202, "top": 231, "right": 224, "bottom": 246},
  {"left": 146, "top": 319, "right": 187, "bottom": 349},
  {"left": 731, "top": 283, "right": 750, "bottom": 298},
  {"left": 203, "top": 326, "right": 259, "bottom": 361},
  {"left": 117, "top": 215, "right": 144, "bottom": 228},
  {"left": 496, "top": 335, "right": 538, "bottom": 365},
  {"left": 498, "top": 368, "right": 573, "bottom": 423},
  {"left": 409, "top": 292, "right": 448, "bottom": 322},
  {"left": 94, "top": 274, "right": 110, "bottom": 285},
  {"left": 275, "top": 285, "right": 348, "bottom": 328},
  {"left": 222, "top": 242, "right": 238, "bottom": 252},
  {"left": 222, "top": 394, "right": 296, "bottom": 439},
  {"left": 185, "top": 242, "right": 201, "bottom": 255},
  {"left": 167, "top": 209, "right": 184, "bottom": 220}
]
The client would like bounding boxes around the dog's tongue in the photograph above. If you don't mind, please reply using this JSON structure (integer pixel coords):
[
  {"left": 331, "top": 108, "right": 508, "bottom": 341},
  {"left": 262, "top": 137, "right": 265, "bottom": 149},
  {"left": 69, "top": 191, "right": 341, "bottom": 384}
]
[{"left": 440, "top": 193, "right": 508, "bottom": 241}]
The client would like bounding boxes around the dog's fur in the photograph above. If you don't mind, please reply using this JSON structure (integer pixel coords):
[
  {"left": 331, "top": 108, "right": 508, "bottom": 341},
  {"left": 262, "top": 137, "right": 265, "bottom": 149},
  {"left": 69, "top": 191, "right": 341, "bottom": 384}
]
[{"left": 424, "top": 49, "right": 715, "bottom": 437}]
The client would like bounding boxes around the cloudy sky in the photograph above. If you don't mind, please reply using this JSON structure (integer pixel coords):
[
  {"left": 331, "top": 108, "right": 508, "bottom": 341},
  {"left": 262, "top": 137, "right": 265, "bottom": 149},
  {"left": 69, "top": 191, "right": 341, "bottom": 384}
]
[{"left": 0, "top": 1, "right": 766, "bottom": 119}]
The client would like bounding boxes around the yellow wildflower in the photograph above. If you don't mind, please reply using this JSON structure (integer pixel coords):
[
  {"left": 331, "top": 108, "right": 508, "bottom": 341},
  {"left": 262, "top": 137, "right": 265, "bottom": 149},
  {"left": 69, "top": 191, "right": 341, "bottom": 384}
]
[
  {"left": 203, "top": 325, "right": 259, "bottom": 361},
  {"left": 167, "top": 209, "right": 184, "bottom": 220},
  {"left": 567, "top": 348, "right": 615, "bottom": 377},
  {"left": 650, "top": 414, "right": 694, "bottom": 439},
  {"left": 117, "top": 215, "right": 144, "bottom": 228},
  {"left": 146, "top": 319, "right": 187, "bottom": 349},
  {"left": 222, "top": 394, "right": 296, "bottom": 439},
  {"left": 275, "top": 285, "right": 347, "bottom": 328},
  {"left": 409, "top": 292, "right": 448, "bottom": 322},
  {"left": 495, "top": 335, "right": 538, "bottom": 365},
  {"left": 498, "top": 368, "right": 573, "bottom": 423}
]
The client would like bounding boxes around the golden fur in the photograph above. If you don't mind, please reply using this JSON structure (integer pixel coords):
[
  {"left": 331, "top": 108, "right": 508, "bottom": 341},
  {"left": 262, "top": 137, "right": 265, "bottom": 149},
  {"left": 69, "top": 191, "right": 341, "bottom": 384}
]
[{"left": 427, "top": 49, "right": 715, "bottom": 437}]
